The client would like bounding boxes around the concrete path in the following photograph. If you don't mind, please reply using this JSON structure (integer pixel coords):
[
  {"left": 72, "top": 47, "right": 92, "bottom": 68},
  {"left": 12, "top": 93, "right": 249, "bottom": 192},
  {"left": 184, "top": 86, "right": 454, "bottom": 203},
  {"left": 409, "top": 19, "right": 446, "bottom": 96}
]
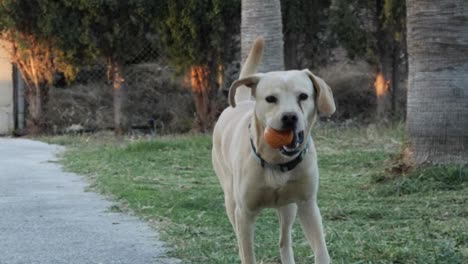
[{"left": 0, "top": 138, "right": 179, "bottom": 264}]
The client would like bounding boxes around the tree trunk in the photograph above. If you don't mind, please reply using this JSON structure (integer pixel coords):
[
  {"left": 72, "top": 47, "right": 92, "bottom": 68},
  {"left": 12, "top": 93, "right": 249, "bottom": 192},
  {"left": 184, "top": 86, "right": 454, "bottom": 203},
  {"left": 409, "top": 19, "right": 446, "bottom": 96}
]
[
  {"left": 24, "top": 82, "right": 46, "bottom": 134},
  {"left": 391, "top": 43, "right": 400, "bottom": 118},
  {"left": 284, "top": 30, "right": 299, "bottom": 70},
  {"left": 192, "top": 91, "right": 211, "bottom": 132},
  {"left": 241, "top": 0, "right": 284, "bottom": 72},
  {"left": 375, "top": 0, "right": 394, "bottom": 121},
  {"left": 191, "top": 66, "right": 215, "bottom": 132},
  {"left": 375, "top": 63, "right": 392, "bottom": 121},
  {"left": 109, "top": 58, "right": 128, "bottom": 135},
  {"left": 406, "top": 0, "right": 468, "bottom": 164},
  {"left": 10, "top": 37, "right": 53, "bottom": 135}
]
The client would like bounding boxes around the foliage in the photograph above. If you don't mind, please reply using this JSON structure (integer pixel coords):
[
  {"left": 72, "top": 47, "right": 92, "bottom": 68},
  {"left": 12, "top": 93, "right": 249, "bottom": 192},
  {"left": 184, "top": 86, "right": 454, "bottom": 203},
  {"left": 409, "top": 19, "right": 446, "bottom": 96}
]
[
  {"left": 281, "top": 0, "right": 332, "bottom": 68},
  {"left": 382, "top": 0, "right": 406, "bottom": 43},
  {"left": 65, "top": 1, "right": 160, "bottom": 65},
  {"left": 44, "top": 125, "right": 468, "bottom": 263},
  {"left": 0, "top": 0, "right": 78, "bottom": 83},
  {"left": 330, "top": 0, "right": 407, "bottom": 120},
  {"left": 0, "top": 0, "right": 80, "bottom": 132},
  {"left": 0, "top": 0, "right": 159, "bottom": 85},
  {"left": 330, "top": 0, "right": 406, "bottom": 63},
  {"left": 156, "top": 0, "right": 240, "bottom": 131},
  {"left": 44, "top": 1, "right": 164, "bottom": 134},
  {"left": 329, "top": 0, "right": 370, "bottom": 60},
  {"left": 157, "top": 0, "right": 240, "bottom": 74}
]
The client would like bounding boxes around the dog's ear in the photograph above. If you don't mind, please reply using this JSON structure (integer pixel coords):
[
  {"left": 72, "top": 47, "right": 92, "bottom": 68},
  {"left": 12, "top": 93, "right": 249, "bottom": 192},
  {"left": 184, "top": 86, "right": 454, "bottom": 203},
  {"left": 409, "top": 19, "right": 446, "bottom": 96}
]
[
  {"left": 303, "top": 70, "right": 336, "bottom": 116},
  {"left": 228, "top": 74, "right": 262, "bottom": 107}
]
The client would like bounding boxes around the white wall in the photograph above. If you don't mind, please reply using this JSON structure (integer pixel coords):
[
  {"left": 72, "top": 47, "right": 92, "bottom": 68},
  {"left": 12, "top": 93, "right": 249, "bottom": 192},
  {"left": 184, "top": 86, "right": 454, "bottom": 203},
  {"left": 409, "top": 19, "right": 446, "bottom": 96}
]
[{"left": 0, "top": 41, "right": 13, "bottom": 135}]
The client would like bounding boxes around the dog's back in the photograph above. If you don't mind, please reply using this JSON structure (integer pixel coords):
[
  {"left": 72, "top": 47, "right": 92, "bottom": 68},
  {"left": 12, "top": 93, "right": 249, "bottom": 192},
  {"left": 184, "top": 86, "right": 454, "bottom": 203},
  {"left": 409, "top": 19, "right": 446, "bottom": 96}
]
[{"left": 212, "top": 37, "right": 264, "bottom": 193}]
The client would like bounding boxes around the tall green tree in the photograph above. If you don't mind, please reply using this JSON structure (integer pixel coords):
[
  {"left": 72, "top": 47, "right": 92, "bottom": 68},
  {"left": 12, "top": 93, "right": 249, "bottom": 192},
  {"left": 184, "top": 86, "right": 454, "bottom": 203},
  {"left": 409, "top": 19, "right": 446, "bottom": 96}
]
[
  {"left": 0, "top": 0, "right": 76, "bottom": 134},
  {"left": 281, "top": 0, "right": 331, "bottom": 70},
  {"left": 30, "top": 1, "right": 160, "bottom": 135},
  {"left": 0, "top": 1, "right": 159, "bottom": 135},
  {"left": 331, "top": 0, "right": 406, "bottom": 119},
  {"left": 158, "top": 0, "right": 240, "bottom": 132},
  {"left": 406, "top": 0, "right": 468, "bottom": 164},
  {"left": 70, "top": 1, "right": 159, "bottom": 135}
]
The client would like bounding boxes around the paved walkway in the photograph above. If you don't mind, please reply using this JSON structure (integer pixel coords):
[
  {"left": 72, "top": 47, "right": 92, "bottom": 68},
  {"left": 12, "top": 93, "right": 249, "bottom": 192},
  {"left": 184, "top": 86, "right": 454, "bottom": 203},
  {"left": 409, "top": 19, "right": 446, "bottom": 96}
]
[{"left": 0, "top": 138, "right": 178, "bottom": 264}]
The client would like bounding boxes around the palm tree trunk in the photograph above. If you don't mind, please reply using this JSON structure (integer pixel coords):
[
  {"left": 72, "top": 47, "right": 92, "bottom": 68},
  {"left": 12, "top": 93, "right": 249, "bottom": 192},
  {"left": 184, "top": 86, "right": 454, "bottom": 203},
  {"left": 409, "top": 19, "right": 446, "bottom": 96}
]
[
  {"left": 406, "top": 0, "right": 468, "bottom": 164},
  {"left": 241, "top": 0, "right": 284, "bottom": 72}
]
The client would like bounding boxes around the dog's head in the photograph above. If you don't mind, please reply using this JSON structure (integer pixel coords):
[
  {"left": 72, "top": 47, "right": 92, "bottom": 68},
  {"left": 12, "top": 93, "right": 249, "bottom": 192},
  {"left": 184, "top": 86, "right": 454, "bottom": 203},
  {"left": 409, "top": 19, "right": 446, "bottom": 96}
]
[{"left": 229, "top": 69, "right": 335, "bottom": 153}]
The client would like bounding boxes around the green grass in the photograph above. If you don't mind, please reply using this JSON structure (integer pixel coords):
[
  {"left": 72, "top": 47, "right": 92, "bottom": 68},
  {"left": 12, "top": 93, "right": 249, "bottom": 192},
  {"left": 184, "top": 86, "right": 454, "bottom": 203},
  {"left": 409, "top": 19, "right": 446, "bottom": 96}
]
[{"left": 42, "top": 125, "right": 468, "bottom": 264}]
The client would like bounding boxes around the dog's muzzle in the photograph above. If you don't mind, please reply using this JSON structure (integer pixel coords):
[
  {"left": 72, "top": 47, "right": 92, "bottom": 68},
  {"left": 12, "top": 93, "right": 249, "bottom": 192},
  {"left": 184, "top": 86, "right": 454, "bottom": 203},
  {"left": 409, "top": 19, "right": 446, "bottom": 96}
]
[{"left": 281, "top": 130, "right": 304, "bottom": 156}]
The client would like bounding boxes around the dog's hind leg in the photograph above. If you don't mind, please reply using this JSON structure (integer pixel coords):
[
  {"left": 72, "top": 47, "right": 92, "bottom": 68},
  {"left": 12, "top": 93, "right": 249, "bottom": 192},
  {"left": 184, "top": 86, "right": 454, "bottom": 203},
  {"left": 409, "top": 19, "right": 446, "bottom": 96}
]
[
  {"left": 277, "top": 203, "right": 297, "bottom": 264},
  {"left": 297, "top": 200, "right": 330, "bottom": 264}
]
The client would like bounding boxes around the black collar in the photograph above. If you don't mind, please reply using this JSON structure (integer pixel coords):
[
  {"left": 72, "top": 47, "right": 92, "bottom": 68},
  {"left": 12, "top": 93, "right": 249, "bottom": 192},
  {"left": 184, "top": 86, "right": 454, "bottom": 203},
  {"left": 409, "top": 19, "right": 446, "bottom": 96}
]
[{"left": 249, "top": 136, "right": 311, "bottom": 172}]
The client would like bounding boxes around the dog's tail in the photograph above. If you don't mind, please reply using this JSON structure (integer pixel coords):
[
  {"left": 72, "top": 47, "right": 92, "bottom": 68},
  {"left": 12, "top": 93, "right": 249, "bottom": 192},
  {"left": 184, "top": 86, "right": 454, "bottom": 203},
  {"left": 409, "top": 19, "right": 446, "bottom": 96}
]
[{"left": 234, "top": 36, "right": 264, "bottom": 104}]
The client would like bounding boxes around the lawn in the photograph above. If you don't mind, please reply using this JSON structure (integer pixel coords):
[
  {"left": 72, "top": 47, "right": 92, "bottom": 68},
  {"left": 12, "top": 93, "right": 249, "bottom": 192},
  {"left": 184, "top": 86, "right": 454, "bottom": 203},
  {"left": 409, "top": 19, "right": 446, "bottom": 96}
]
[{"left": 43, "top": 124, "right": 468, "bottom": 264}]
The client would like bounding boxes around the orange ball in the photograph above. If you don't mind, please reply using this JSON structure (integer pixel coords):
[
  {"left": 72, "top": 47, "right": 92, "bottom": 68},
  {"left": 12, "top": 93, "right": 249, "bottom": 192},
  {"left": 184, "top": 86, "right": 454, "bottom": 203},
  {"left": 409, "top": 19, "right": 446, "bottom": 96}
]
[{"left": 264, "top": 128, "right": 294, "bottom": 149}]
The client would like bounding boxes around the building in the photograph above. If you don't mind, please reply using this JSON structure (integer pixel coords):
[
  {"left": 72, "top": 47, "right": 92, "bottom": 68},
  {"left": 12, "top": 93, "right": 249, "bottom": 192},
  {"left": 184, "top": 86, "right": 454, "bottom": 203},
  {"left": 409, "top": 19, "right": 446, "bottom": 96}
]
[
  {"left": 0, "top": 42, "right": 24, "bottom": 135},
  {"left": 0, "top": 42, "right": 13, "bottom": 135}
]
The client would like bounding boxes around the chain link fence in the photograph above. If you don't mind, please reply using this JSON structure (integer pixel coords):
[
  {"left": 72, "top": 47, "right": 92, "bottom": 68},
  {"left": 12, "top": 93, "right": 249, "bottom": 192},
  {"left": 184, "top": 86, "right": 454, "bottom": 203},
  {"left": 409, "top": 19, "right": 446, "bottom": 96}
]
[{"left": 45, "top": 44, "right": 197, "bottom": 135}]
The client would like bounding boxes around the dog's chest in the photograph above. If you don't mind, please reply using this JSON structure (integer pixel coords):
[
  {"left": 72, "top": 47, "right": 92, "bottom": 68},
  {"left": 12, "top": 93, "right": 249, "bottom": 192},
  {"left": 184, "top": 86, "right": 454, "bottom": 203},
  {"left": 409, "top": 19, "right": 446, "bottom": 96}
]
[{"left": 248, "top": 172, "right": 312, "bottom": 209}]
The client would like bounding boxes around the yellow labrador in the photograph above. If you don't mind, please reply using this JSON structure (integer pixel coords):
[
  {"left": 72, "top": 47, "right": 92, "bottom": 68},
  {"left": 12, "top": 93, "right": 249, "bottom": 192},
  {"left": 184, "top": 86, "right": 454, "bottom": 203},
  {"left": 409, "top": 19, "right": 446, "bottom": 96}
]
[{"left": 212, "top": 37, "right": 335, "bottom": 264}]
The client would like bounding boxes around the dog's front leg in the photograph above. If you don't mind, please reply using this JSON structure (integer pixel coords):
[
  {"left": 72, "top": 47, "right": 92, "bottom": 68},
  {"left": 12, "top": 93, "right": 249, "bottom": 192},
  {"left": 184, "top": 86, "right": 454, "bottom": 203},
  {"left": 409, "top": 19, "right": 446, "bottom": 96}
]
[
  {"left": 297, "top": 200, "right": 330, "bottom": 264},
  {"left": 235, "top": 206, "right": 257, "bottom": 264},
  {"left": 278, "top": 203, "right": 297, "bottom": 264}
]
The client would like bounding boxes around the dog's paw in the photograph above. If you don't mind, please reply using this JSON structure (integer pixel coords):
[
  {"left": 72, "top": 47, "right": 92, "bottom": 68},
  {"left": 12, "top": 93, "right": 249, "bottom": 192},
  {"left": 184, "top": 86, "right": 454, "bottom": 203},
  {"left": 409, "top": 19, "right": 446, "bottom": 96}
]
[{"left": 315, "top": 252, "right": 330, "bottom": 264}]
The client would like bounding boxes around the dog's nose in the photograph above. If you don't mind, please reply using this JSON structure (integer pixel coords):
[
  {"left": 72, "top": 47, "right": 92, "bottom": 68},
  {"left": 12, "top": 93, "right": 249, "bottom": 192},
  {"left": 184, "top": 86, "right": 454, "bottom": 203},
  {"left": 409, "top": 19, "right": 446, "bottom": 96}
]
[{"left": 281, "top": 112, "right": 298, "bottom": 129}]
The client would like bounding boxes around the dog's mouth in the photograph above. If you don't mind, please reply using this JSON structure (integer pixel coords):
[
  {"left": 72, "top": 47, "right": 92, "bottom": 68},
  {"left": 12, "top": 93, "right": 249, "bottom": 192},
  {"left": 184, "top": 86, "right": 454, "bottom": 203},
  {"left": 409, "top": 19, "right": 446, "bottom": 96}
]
[{"left": 280, "top": 130, "right": 304, "bottom": 156}]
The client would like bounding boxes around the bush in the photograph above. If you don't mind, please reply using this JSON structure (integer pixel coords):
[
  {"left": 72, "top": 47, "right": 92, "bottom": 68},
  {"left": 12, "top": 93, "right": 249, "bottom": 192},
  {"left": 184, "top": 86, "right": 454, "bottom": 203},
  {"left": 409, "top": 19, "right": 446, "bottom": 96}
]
[{"left": 317, "top": 58, "right": 376, "bottom": 121}]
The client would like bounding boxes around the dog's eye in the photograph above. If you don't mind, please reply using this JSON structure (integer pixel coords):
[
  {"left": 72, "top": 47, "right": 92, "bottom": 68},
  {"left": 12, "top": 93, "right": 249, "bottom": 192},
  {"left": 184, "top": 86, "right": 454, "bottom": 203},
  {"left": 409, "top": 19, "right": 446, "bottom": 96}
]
[
  {"left": 265, "top": 96, "right": 277, "bottom": 103},
  {"left": 298, "top": 93, "right": 309, "bottom": 101}
]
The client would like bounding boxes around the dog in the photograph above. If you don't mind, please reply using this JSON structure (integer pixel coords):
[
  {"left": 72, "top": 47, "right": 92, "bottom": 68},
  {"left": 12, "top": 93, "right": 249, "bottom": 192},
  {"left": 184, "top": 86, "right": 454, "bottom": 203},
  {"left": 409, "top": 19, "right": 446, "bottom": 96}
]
[{"left": 212, "top": 37, "right": 335, "bottom": 264}]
